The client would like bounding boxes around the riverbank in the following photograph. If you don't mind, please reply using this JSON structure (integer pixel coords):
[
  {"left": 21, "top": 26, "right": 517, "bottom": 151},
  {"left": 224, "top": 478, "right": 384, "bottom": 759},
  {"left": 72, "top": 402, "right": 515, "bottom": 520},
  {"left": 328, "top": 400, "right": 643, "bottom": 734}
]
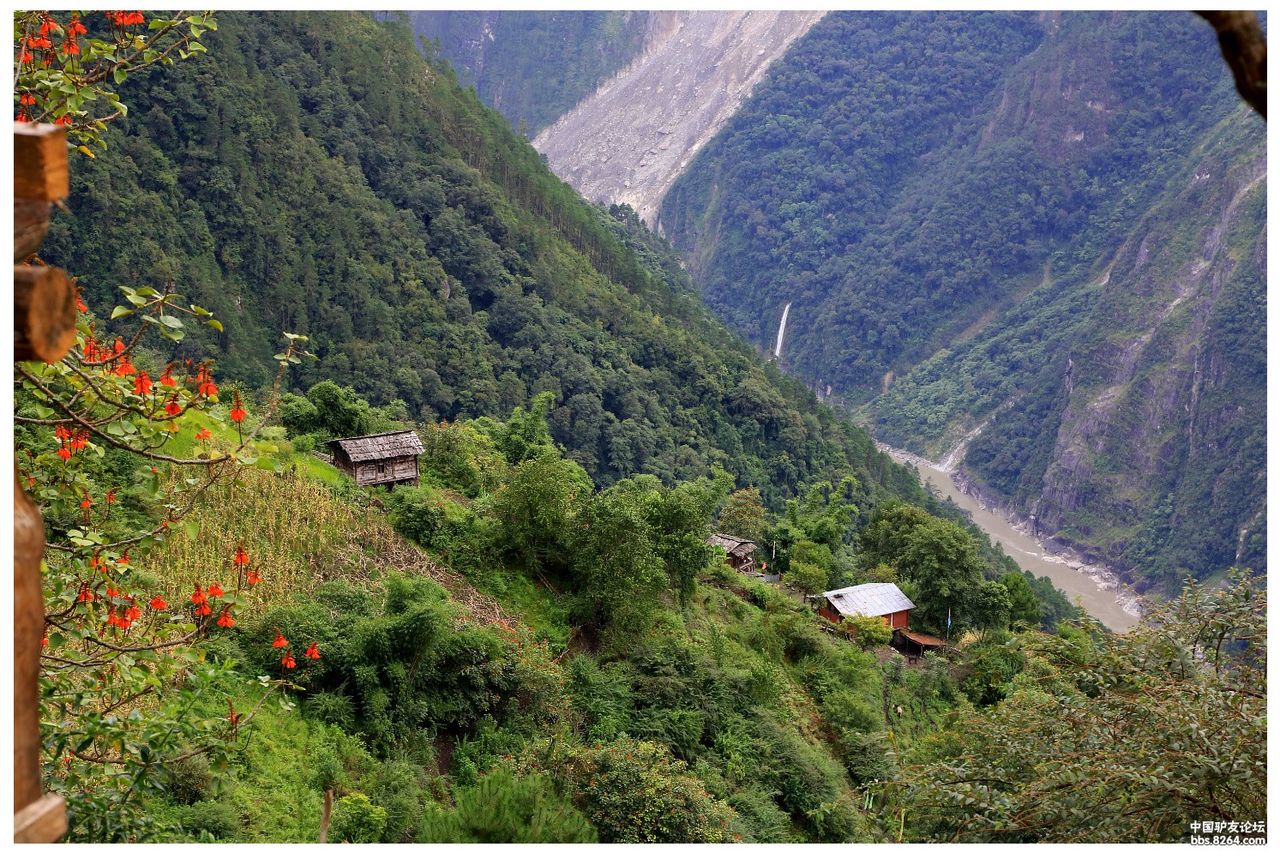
[{"left": 878, "top": 442, "right": 1142, "bottom": 632}]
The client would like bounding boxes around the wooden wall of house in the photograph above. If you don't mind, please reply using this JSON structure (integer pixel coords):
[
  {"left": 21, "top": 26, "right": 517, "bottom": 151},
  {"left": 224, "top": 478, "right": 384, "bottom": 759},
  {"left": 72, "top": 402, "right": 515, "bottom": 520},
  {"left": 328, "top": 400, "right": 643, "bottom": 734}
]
[{"left": 353, "top": 456, "right": 419, "bottom": 486}]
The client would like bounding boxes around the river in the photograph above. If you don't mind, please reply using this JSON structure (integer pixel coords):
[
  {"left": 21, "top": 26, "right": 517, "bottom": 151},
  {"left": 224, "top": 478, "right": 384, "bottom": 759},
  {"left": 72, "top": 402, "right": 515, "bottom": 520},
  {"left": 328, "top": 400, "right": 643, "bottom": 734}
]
[{"left": 879, "top": 444, "right": 1141, "bottom": 632}]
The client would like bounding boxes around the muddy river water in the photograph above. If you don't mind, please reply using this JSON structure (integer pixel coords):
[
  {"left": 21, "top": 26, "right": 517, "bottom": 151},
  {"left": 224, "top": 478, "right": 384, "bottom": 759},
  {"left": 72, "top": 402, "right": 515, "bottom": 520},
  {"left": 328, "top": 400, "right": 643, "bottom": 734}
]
[{"left": 880, "top": 445, "right": 1141, "bottom": 632}]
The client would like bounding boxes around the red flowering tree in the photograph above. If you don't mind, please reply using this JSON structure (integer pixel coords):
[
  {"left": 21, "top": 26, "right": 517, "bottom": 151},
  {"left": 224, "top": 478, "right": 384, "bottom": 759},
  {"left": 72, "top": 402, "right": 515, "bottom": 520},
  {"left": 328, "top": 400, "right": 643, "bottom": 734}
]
[
  {"left": 13, "top": 10, "right": 321, "bottom": 841},
  {"left": 14, "top": 10, "right": 216, "bottom": 153}
]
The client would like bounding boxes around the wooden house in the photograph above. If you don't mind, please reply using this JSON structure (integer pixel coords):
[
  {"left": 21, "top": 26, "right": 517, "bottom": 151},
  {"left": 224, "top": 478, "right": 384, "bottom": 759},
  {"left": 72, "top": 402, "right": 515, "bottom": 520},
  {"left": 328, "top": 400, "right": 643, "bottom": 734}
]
[
  {"left": 893, "top": 629, "right": 947, "bottom": 663},
  {"left": 707, "top": 533, "right": 775, "bottom": 579},
  {"left": 817, "top": 582, "right": 914, "bottom": 630},
  {"left": 329, "top": 430, "right": 425, "bottom": 487}
]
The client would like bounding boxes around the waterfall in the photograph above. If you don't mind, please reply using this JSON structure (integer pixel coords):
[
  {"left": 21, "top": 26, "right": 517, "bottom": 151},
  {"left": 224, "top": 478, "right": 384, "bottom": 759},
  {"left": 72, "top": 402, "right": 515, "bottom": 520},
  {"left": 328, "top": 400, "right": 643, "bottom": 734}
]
[{"left": 774, "top": 301, "right": 792, "bottom": 358}]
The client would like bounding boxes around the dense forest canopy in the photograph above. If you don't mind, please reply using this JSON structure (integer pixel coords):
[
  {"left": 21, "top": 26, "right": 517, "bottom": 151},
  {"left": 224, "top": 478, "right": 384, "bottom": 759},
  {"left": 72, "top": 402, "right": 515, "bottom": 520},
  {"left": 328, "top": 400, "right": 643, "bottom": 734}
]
[
  {"left": 659, "top": 10, "right": 1264, "bottom": 591},
  {"left": 43, "top": 10, "right": 911, "bottom": 510}
]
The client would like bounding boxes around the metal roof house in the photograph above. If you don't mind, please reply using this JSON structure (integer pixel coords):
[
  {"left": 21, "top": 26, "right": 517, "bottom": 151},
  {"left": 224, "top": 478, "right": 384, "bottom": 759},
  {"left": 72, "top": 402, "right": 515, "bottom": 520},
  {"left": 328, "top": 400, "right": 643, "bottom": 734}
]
[
  {"left": 818, "top": 582, "right": 914, "bottom": 630},
  {"left": 328, "top": 429, "right": 424, "bottom": 488}
]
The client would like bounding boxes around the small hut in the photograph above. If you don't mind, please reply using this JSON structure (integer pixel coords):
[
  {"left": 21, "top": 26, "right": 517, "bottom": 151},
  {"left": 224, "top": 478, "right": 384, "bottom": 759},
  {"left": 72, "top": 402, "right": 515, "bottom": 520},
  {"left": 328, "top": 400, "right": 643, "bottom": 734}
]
[
  {"left": 328, "top": 429, "right": 424, "bottom": 487},
  {"left": 817, "top": 583, "right": 914, "bottom": 630},
  {"left": 708, "top": 533, "right": 773, "bottom": 578},
  {"left": 892, "top": 629, "right": 947, "bottom": 663}
]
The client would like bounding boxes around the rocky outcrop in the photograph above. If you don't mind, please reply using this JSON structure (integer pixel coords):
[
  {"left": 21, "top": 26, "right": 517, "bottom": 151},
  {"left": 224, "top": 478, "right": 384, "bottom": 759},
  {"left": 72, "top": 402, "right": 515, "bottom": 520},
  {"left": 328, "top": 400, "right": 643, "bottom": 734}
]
[{"left": 532, "top": 11, "right": 826, "bottom": 225}]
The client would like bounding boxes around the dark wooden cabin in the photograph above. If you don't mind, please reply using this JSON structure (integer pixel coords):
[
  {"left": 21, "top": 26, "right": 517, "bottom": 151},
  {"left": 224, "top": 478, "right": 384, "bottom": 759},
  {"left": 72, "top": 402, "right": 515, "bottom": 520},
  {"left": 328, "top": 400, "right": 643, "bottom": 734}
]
[
  {"left": 817, "top": 582, "right": 914, "bottom": 630},
  {"left": 708, "top": 532, "right": 758, "bottom": 574},
  {"left": 329, "top": 429, "right": 424, "bottom": 487}
]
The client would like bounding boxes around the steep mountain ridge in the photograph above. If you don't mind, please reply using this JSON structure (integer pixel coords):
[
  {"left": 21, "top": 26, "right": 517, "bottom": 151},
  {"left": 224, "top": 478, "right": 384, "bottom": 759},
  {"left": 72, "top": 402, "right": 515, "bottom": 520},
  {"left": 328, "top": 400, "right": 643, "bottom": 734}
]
[
  {"left": 532, "top": 10, "right": 827, "bottom": 224},
  {"left": 656, "top": 10, "right": 1263, "bottom": 589},
  {"left": 404, "top": 10, "right": 651, "bottom": 135},
  {"left": 41, "top": 10, "right": 923, "bottom": 513}
]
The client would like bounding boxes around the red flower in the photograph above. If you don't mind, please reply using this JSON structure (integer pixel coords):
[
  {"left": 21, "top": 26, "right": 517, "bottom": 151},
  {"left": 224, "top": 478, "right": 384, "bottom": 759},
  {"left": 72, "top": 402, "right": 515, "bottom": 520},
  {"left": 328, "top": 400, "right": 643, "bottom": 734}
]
[
  {"left": 246, "top": 568, "right": 263, "bottom": 586},
  {"left": 207, "top": 582, "right": 225, "bottom": 598},
  {"left": 71, "top": 430, "right": 88, "bottom": 451},
  {"left": 272, "top": 630, "right": 288, "bottom": 649},
  {"left": 77, "top": 584, "right": 95, "bottom": 602},
  {"left": 67, "top": 15, "right": 87, "bottom": 37},
  {"left": 229, "top": 392, "right": 247, "bottom": 424},
  {"left": 190, "top": 584, "right": 207, "bottom": 605},
  {"left": 216, "top": 607, "right": 235, "bottom": 628},
  {"left": 57, "top": 447, "right": 71, "bottom": 461},
  {"left": 55, "top": 113, "right": 73, "bottom": 125},
  {"left": 233, "top": 545, "right": 250, "bottom": 568},
  {"left": 149, "top": 596, "right": 168, "bottom": 611},
  {"left": 19, "top": 92, "right": 36, "bottom": 106},
  {"left": 106, "top": 489, "right": 117, "bottom": 505},
  {"left": 55, "top": 425, "right": 71, "bottom": 440},
  {"left": 195, "top": 428, "right": 212, "bottom": 441},
  {"left": 125, "top": 605, "right": 142, "bottom": 622},
  {"left": 159, "top": 365, "right": 176, "bottom": 387},
  {"left": 62, "top": 39, "right": 80, "bottom": 57},
  {"left": 132, "top": 372, "right": 152, "bottom": 396},
  {"left": 39, "top": 14, "right": 57, "bottom": 36},
  {"left": 80, "top": 494, "right": 91, "bottom": 510},
  {"left": 280, "top": 651, "right": 296, "bottom": 670},
  {"left": 196, "top": 366, "right": 218, "bottom": 397},
  {"left": 75, "top": 289, "right": 87, "bottom": 313},
  {"left": 16, "top": 110, "right": 31, "bottom": 123},
  {"left": 106, "top": 585, "right": 118, "bottom": 598},
  {"left": 195, "top": 603, "right": 212, "bottom": 617},
  {"left": 116, "top": 552, "right": 129, "bottom": 566},
  {"left": 304, "top": 642, "right": 321, "bottom": 660},
  {"left": 165, "top": 396, "right": 181, "bottom": 417}
]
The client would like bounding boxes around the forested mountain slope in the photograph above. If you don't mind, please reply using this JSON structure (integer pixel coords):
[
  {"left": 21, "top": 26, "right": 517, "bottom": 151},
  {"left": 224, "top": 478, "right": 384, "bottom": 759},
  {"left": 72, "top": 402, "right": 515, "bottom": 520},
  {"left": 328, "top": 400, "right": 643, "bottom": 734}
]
[
  {"left": 403, "top": 10, "right": 650, "bottom": 136},
  {"left": 40, "top": 10, "right": 914, "bottom": 510},
  {"left": 658, "top": 10, "right": 1264, "bottom": 590}
]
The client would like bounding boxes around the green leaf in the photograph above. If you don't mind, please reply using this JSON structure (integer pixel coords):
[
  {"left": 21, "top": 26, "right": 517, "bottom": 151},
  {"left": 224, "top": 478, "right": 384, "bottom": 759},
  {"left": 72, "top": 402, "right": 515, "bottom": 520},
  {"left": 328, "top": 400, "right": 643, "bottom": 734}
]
[
  {"left": 111, "top": 306, "right": 134, "bottom": 319},
  {"left": 113, "top": 68, "right": 127, "bottom": 85}
]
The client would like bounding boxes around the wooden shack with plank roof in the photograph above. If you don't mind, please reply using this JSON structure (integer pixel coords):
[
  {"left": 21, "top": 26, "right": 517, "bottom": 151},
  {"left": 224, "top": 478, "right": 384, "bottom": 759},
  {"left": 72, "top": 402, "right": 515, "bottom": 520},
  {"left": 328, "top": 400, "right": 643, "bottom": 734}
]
[{"left": 328, "top": 429, "right": 425, "bottom": 487}]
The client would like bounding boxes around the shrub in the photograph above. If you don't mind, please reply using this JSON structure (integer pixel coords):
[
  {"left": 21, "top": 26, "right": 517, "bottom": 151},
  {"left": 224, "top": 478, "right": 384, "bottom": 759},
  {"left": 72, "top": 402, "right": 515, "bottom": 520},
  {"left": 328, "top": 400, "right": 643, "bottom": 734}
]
[
  {"left": 727, "top": 786, "right": 795, "bottom": 843},
  {"left": 177, "top": 799, "right": 243, "bottom": 841},
  {"left": 555, "top": 738, "right": 735, "bottom": 843},
  {"left": 845, "top": 614, "right": 892, "bottom": 650},
  {"left": 420, "top": 767, "right": 596, "bottom": 843},
  {"left": 330, "top": 792, "right": 388, "bottom": 844},
  {"left": 165, "top": 754, "right": 213, "bottom": 806},
  {"left": 836, "top": 729, "right": 894, "bottom": 786},
  {"left": 751, "top": 716, "right": 858, "bottom": 841}
]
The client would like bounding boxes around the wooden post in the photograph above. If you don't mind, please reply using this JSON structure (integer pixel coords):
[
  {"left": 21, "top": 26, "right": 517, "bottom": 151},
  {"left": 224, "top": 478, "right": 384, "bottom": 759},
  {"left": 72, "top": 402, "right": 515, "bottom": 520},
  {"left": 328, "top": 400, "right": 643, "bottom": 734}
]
[{"left": 13, "top": 122, "right": 71, "bottom": 843}]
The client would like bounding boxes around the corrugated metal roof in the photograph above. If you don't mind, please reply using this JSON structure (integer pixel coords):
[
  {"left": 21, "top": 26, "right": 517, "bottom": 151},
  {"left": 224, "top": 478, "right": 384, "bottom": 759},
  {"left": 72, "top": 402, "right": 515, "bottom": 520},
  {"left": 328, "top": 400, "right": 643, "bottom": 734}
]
[
  {"left": 708, "top": 533, "right": 757, "bottom": 558},
  {"left": 330, "top": 430, "right": 424, "bottom": 463},
  {"left": 821, "top": 583, "right": 914, "bottom": 618}
]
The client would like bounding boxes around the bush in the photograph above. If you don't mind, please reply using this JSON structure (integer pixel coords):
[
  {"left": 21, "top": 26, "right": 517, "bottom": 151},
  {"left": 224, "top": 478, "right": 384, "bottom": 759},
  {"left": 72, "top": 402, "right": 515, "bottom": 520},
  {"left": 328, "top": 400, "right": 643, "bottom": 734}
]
[
  {"left": 845, "top": 614, "right": 892, "bottom": 649},
  {"left": 177, "top": 799, "right": 243, "bottom": 841},
  {"left": 330, "top": 792, "right": 388, "bottom": 844},
  {"left": 727, "top": 785, "right": 795, "bottom": 843},
  {"left": 751, "top": 716, "right": 858, "bottom": 842},
  {"left": 165, "top": 754, "right": 213, "bottom": 806},
  {"left": 555, "top": 738, "right": 735, "bottom": 843},
  {"left": 836, "top": 729, "right": 894, "bottom": 786},
  {"left": 420, "top": 767, "right": 595, "bottom": 843}
]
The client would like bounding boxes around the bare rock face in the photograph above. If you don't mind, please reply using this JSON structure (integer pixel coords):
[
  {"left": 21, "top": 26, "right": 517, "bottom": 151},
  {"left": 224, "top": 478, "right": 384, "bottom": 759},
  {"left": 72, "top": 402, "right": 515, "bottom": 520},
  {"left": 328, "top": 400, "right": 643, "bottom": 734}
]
[{"left": 532, "top": 10, "right": 826, "bottom": 225}]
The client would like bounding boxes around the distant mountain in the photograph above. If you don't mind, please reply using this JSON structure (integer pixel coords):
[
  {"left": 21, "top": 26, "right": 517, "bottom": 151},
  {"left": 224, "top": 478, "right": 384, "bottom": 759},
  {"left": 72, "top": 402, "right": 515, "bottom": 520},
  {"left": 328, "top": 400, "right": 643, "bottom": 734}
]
[
  {"left": 657, "top": 10, "right": 1264, "bottom": 590},
  {"left": 403, "top": 10, "right": 650, "bottom": 136}
]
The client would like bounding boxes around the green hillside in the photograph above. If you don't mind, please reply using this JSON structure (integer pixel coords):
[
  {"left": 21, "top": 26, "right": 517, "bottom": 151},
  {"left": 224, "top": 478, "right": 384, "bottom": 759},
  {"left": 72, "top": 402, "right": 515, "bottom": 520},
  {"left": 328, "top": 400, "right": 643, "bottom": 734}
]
[
  {"left": 658, "top": 11, "right": 1264, "bottom": 589},
  {"left": 42, "top": 10, "right": 903, "bottom": 508}
]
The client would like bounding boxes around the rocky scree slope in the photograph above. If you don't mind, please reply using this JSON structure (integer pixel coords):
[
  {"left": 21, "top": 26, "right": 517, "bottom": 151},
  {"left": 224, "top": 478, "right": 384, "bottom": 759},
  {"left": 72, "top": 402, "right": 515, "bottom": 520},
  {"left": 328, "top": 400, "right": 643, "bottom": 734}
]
[{"left": 532, "top": 10, "right": 826, "bottom": 225}]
